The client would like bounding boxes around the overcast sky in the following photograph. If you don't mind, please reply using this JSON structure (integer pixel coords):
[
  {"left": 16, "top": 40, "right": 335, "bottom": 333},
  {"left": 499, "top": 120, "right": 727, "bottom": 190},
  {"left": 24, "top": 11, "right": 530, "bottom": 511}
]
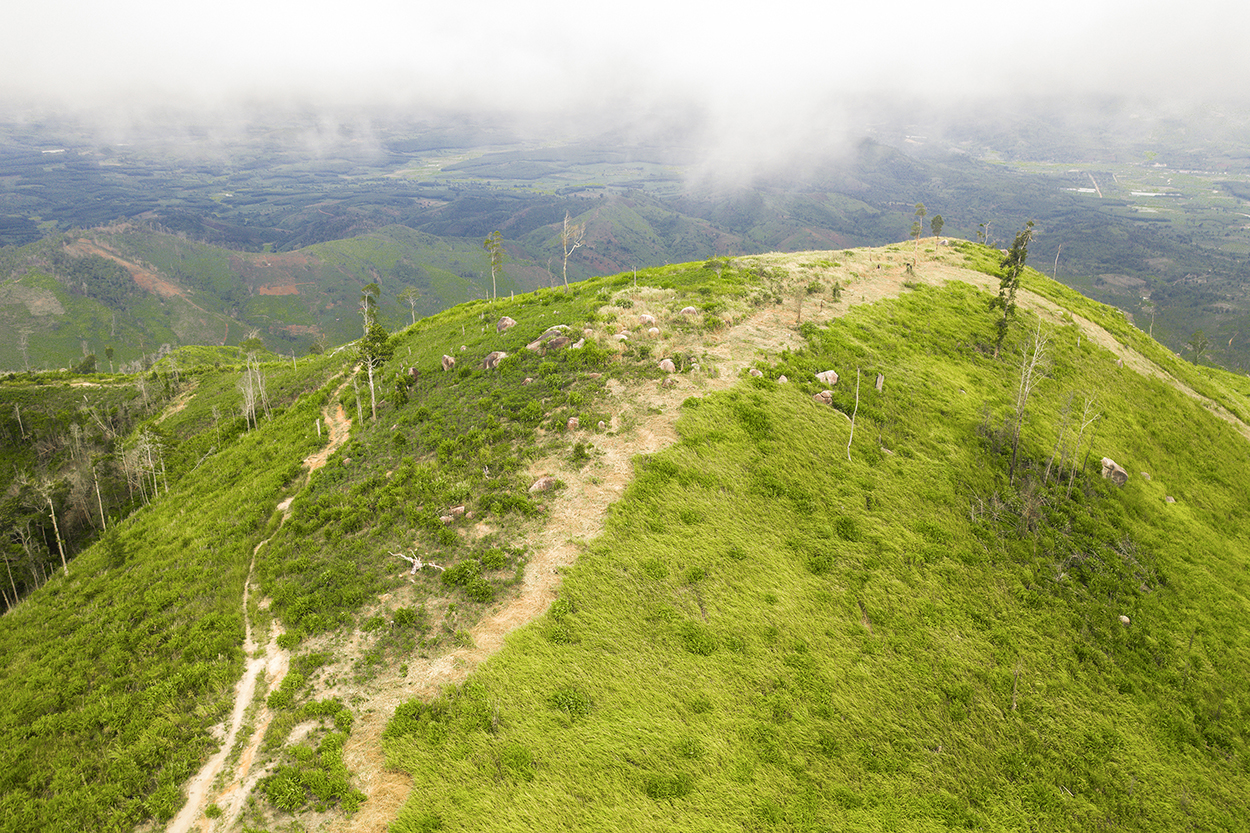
[{"left": 3, "top": 0, "right": 1248, "bottom": 146}]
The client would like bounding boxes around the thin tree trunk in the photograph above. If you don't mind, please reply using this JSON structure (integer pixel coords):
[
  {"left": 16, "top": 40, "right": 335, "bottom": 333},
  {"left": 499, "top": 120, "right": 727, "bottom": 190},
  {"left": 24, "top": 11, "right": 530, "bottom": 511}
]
[
  {"left": 47, "top": 496, "right": 68, "bottom": 575},
  {"left": 94, "top": 467, "right": 107, "bottom": 531}
]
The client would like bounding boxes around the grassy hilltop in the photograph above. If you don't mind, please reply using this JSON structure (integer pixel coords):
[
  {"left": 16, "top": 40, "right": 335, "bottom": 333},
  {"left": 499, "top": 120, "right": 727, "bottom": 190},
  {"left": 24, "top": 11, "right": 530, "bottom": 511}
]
[{"left": 1, "top": 240, "right": 1248, "bottom": 832}]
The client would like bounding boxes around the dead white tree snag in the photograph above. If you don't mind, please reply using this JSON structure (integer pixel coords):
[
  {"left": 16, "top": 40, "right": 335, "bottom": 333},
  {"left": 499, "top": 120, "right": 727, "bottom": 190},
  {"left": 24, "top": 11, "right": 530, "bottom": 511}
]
[{"left": 847, "top": 368, "right": 861, "bottom": 462}]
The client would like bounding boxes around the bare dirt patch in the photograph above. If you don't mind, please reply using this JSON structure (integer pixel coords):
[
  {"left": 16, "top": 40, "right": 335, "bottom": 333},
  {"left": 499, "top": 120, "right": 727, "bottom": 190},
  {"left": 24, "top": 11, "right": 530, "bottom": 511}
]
[{"left": 66, "top": 239, "right": 189, "bottom": 300}]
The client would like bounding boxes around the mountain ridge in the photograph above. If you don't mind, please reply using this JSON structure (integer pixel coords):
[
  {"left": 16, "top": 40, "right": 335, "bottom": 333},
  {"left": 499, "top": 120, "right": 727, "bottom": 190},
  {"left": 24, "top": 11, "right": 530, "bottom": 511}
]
[{"left": 1, "top": 241, "right": 1248, "bottom": 831}]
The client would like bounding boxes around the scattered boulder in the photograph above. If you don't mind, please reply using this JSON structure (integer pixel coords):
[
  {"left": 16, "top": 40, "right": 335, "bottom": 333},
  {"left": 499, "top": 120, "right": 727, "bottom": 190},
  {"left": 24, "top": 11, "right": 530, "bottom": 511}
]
[
  {"left": 659, "top": 358, "right": 677, "bottom": 373},
  {"left": 570, "top": 338, "right": 585, "bottom": 349},
  {"left": 639, "top": 313, "right": 656, "bottom": 326},
  {"left": 816, "top": 369, "right": 839, "bottom": 386},
  {"left": 1165, "top": 495, "right": 1176, "bottom": 504},
  {"left": 481, "top": 351, "right": 508, "bottom": 370},
  {"left": 1118, "top": 615, "right": 1131, "bottom": 626},
  {"left": 647, "top": 327, "right": 660, "bottom": 338},
  {"left": 749, "top": 368, "right": 763, "bottom": 377},
  {"left": 529, "top": 476, "right": 558, "bottom": 493},
  {"left": 875, "top": 373, "right": 884, "bottom": 392},
  {"left": 441, "top": 354, "right": 456, "bottom": 371},
  {"left": 408, "top": 367, "right": 421, "bottom": 381},
  {"left": 439, "top": 514, "right": 456, "bottom": 525},
  {"left": 523, "top": 377, "right": 533, "bottom": 385},
  {"left": 615, "top": 333, "right": 629, "bottom": 342},
  {"left": 449, "top": 505, "right": 466, "bottom": 517},
  {"left": 1116, "top": 358, "right": 1124, "bottom": 368},
  {"left": 496, "top": 316, "right": 517, "bottom": 333},
  {"left": 1140, "top": 471, "right": 1151, "bottom": 481},
  {"left": 525, "top": 325, "right": 573, "bottom": 353},
  {"left": 777, "top": 375, "right": 788, "bottom": 383},
  {"left": 1100, "top": 457, "right": 1129, "bottom": 486},
  {"left": 567, "top": 417, "right": 580, "bottom": 431},
  {"left": 597, "top": 420, "right": 607, "bottom": 431},
  {"left": 813, "top": 390, "right": 834, "bottom": 405},
  {"left": 680, "top": 306, "right": 698, "bottom": 316}
]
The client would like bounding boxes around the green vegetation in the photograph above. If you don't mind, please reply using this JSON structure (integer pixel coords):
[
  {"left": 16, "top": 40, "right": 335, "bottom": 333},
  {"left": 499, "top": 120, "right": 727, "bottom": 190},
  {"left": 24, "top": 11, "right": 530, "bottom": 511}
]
[
  {"left": 1, "top": 244, "right": 1248, "bottom": 832},
  {"left": 383, "top": 275, "right": 1250, "bottom": 830}
]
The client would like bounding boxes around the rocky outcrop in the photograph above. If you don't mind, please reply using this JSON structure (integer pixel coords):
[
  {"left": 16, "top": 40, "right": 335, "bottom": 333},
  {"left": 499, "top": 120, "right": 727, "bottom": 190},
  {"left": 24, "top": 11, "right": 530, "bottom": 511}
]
[
  {"left": 481, "top": 351, "right": 507, "bottom": 370},
  {"left": 496, "top": 316, "right": 517, "bottom": 333}
]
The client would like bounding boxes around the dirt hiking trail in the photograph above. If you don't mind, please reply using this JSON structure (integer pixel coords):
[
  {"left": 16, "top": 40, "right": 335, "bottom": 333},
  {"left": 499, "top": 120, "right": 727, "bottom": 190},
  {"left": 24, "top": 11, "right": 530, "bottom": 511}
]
[{"left": 167, "top": 377, "right": 354, "bottom": 833}]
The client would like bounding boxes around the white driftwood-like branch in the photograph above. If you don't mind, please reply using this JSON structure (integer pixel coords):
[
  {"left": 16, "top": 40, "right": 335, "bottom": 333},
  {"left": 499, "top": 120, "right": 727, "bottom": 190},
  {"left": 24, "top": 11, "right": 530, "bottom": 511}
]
[{"left": 391, "top": 551, "right": 445, "bottom": 574}]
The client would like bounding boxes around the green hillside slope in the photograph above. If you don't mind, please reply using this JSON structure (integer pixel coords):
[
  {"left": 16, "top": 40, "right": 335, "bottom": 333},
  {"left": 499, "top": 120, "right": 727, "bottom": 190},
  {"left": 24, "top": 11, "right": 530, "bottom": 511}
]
[
  {"left": 385, "top": 275, "right": 1250, "bottom": 831},
  {"left": 1, "top": 242, "right": 1247, "bottom": 832}
]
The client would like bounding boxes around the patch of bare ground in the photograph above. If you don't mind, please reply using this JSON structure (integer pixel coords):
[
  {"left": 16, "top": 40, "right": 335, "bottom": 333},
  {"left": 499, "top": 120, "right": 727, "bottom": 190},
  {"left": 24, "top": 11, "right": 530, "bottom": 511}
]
[
  {"left": 155, "top": 379, "right": 200, "bottom": 425},
  {"left": 166, "top": 379, "right": 353, "bottom": 833}
]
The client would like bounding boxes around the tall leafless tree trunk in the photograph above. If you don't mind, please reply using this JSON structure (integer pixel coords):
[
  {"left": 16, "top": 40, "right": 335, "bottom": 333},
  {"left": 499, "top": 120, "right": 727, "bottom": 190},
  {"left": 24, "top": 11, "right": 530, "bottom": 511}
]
[
  {"left": 1009, "top": 322, "right": 1049, "bottom": 486},
  {"left": 560, "top": 211, "right": 585, "bottom": 293}
]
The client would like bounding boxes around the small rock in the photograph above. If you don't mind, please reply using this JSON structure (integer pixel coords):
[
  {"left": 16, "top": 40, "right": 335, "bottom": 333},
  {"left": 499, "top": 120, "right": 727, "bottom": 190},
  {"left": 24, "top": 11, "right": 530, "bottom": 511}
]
[
  {"left": 681, "top": 306, "right": 698, "bottom": 315},
  {"left": 597, "top": 420, "right": 607, "bottom": 431},
  {"left": 441, "top": 354, "right": 456, "bottom": 371},
  {"left": 567, "top": 417, "right": 580, "bottom": 431},
  {"left": 529, "top": 476, "right": 558, "bottom": 493},
  {"left": 815, "top": 369, "right": 839, "bottom": 386},
  {"left": 1165, "top": 495, "right": 1176, "bottom": 504},
  {"left": 615, "top": 333, "right": 629, "bottom": 342},
  {"left": 749, "top": 368, "right": 763, "bottom": 377},
  {"left": 813, "top": 390, "right": 834, "bottom": 405},
  {"left": 1118, "top": 615, "right": 1131, "bottom": 626},
  {"left": 647, "top": 327, "right": 660, "bottom": 338},
  {"left": 639, "top": 313, "right": 656, "bottom": 325},
  {"left": 496, "top": 316, "right": 517, "bottom": 333},
  {"left": 661, "top": 377, "right": 679, "bottom": 388},
  {"left": 777, "top": 375, "right": 788, "bottom": 383},
  {"left": 439, "top": 514, "right": 455, "bottom": 525},
  {"left": 659, "top": 358, "right": 677, "bottom": 373},
  {"left": 1140, "top": 471, "right": 1151, "bottom": 481},
  {"left": 570, "top": 338, "right": 585, "bottom": 349},
  {"left": 481, "top": 350, "right": 508, "bottom": 370},
  {"left": 875, "top": 373, "right": 884, "bottom": 392},
  {"left": 450, "top": 505, "right": 466, "bottom": 517},
  {"left": 1116, "top": 358, "right": 1124, "bottom": 368},
  {"left": 523, "top": 377, "right": 533, "bottom": 385}
]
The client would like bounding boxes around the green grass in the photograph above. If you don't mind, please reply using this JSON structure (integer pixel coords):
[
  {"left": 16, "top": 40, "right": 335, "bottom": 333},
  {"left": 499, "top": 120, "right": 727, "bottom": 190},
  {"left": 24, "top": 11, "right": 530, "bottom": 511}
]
[
  {"left": 2, "top": 248, "right": 1249, "bottom": 832},
  {"left": 384, "top": 281, "right": 1250, "bottom": 831}
]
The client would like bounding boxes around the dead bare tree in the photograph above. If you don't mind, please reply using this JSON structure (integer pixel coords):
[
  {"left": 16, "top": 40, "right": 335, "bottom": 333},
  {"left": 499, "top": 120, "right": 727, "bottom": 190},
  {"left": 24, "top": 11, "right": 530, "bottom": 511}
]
[
  {"left": 1066, "top": 398, "right": 1101, "bottom": 498},
  {"left": 1008, "top": 322, "right": 1049, "bottom": 485},
  {"left": 559, "top": 211, "right": 585, "bottom": 293}
]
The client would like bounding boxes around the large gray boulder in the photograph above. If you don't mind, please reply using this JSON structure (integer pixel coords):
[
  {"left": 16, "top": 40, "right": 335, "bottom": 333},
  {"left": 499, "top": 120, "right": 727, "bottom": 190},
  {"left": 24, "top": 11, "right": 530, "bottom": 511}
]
[{"left": 1101, "top": 457, "right": 1129, "bottom": 486}]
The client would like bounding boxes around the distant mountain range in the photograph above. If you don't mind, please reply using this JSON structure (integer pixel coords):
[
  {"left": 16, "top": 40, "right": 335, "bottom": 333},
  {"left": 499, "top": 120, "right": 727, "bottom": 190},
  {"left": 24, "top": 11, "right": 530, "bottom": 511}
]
[{"left": 3, "top": 108, "right": 1250, "bottom": 369}]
